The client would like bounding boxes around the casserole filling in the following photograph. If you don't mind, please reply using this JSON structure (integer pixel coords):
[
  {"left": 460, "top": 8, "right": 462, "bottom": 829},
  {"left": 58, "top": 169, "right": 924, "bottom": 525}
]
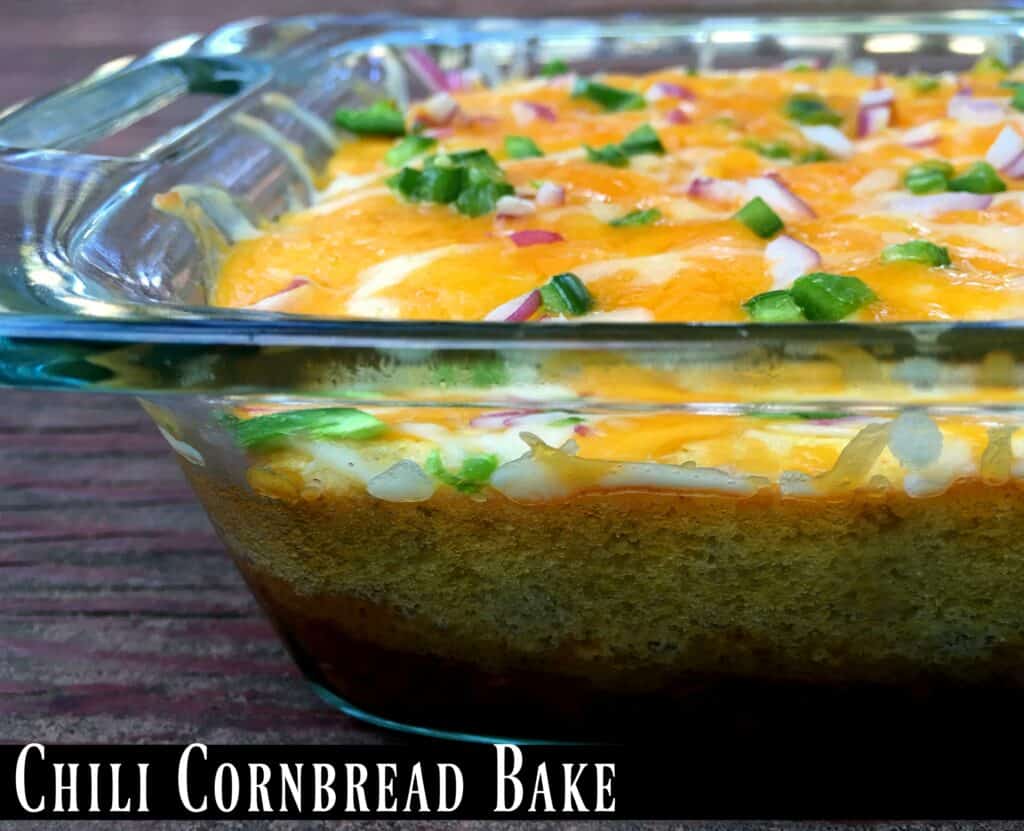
[
  {"left": 161, "top": 55, "right": 1024, "bottom": 733},
  {"left": 207, "top": 59, "right": 1024, "bottom": 504}
]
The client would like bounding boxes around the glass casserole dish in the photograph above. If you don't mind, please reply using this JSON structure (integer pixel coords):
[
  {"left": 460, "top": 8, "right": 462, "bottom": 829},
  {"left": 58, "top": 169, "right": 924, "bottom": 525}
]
[{"left": 4, "top": 10, "right": 1024, "bottom": 742}]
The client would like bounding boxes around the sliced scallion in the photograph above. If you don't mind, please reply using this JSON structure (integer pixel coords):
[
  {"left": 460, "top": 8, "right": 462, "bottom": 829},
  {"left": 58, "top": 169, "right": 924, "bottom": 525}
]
[
  {"left": 235, "top": 408, "right": 387, "bottom": 449},
  {"left": 881, "top": 240, "right": 952, "bottom": 267},
  {"left": 735, "top": 196, "right": 784, "bottom": 238},
  {"left": 334, "top": 101, "right": 406, "bottom": 136},
  {"left": 790, "top": 272, "right": 876, "bottom": 321},
  {"left": 539, "top": 273, "right": 592, "bottom": 316}
]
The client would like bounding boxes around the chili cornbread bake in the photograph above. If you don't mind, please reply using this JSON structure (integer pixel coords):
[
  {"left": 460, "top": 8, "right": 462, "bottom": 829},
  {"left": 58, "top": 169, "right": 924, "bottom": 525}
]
[{"left": 175, "top": 51, "right": 1024, "bottom": 736}]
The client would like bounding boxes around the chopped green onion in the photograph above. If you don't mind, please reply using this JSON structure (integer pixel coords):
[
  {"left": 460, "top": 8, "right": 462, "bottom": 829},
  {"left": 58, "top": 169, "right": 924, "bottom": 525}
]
[
  {"left": 610, "top": 208, "right": 662, "bottom": 227},
  {"left": 387, "top": 167, "right": 426, "bottom": 200},
  {"left": 572, "top": 78, "right": 645, "bottom": 112},
  {"left": 585, "top": 143, "right": 630, "bottom": 167},
  {"left": 742, "top": 138, "right": 793, "bottom": 160},
  {"left": 425, "top": 449, "right": 499, "bottom": 493},
  {"left": 419, "top": 164, "right": 465, "bottom": 203},
  {"left": 385, "top": 134, "right": 436, "bottom": 167},
  {"left": 783, "top": 93, "right": 842, "bottom": 126},
  {"left": 550, "top": 415, "right": 586, "bottom": 426},
  {"left": 334, "top": 101, "right": 405, "bottom": 136},
  {"left": 972, "top": 55, "right": 1009, "bottom": 74},
  {"left": 619, "top": 124, "right": 665, "bottom": 156},
  {"left": 908, "top": 74, "right": 940, "bottom": 94},
  {"left": 948, "top": 160, "right": 1006, "bottom": 194},
  {"left": 742, "top": 290, "right": 805, "bottom": 322},
  {"left": 1012, "top": 85, "right": 1024, "bottom": 112},
  {"left": 430, "top": 357, "right": 509, "bottom": 388},
  {"left": 790, "top": 272, "right": 876, "bottom": 321},
  {"left": 749, "top": 409, "right": 845, "bottom": 420},
  {"left": 235, "top": 408, "right": 387, "bottom": 449},
  {"left": 904, "top": 160, "right": 954, "bottom": 194},
  {"left": 881, "top": 240, "right": 952, "bottom": 267},
  {"left": 504, "top": 135, "right": 544, "bottom": 159},
  {"left": 713, "top": 115, "right": 737, "bottom": 128},
  {"left": 797, "top": 146, "right": 831, "bottom": 163},
  {"left": 584, "top": 124, "right": 664, "bottom": 168},
  {"left": 735, "top": 196, "right": 784, "bottom": 239},
  {"left": 539, "top": 272, "right": 593, "bottom": 316},
  {"left": 540, "top": 59, "right": 569, "bottom": 78},
  {"left": 443, "top": 148, "right": 503, "bottom": 177},
  {"left": 455, "top": 179, "right": 515, "bottom": 217},
  {"left": 389, "top": 148, "right": 512, "bottom": 215}
]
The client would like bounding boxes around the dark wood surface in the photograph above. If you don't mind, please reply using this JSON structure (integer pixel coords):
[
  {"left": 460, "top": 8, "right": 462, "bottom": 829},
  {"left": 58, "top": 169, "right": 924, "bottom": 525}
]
[{"left": 0, "top": 3, "right": 1019, "bottom": 827}]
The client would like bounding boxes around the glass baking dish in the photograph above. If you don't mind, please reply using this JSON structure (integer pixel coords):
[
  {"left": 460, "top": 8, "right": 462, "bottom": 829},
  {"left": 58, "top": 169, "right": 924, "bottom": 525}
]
[{"left": 3, "top": 10, "right": 1024, "bottom": 743}]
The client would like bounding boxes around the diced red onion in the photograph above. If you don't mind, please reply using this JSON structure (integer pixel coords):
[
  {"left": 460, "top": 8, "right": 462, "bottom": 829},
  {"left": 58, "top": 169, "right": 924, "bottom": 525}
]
[
  {"left": 799, "top": 125, "right": 853, "bottom": 159},
  {"left": 483, "top": 290, "right": 541, "bottom": 323},
  {"left": 856, "top": 88, "right": 893, "bottom": 138},
  {"left": 496, "top": 195, "right": 536, "bottom": 218},
  {"left": 986, "top": 125, "right": 1024, "bottom": 173},
  {"left": 422, "top": 125, "right": 455, "bottom": 139},
  {"left": 664, "top": 107, "right": 691, "bottom": 125},
  {"left": 764, "top": 234, "right": 821, "bottom": 288},
  {"left": 860, "top": 88, "right": 894, "bottom": 109},
  {"left": 507, "top": 229, "right": 565, "bottom": 247},
  {"left": 887, "top": 192, "right": 994, "bottom": 216},
  {"left": 244, "top": 277, "right": 311, "bottom": 311},
  {"left": 444, "top": 69, "right": 471, "bottom": 91},
  {"left": 1006, "top": 153, "right": 1024, "bottom": 179},
  {"left": 545, "top": 71, "right": 577, "bottom": 90},
  {"left": 645, "top": 81, "right": 695, "bottom": 103},
  {"left": 686, "top": 176, "right": 746, "bottom": 204},
  {"left": 573, "top": 423, "right": 592, "bottom": 437},
  {"left": 947, "top": 93, "right": 1005, "bottom": 125},
  {"left": 404, "top": 48, "right": 450, "bottom": 93},
  {"left": 901, "top": 122, "right": 941, "bottom": 148},
  {"left": 746, "top": 173, "right": 816, "bottom": 219},
  {"left": 512, "top": 100, "right": 557, "bottom": 125},
  {"left": 857, "top": 104, "right": 891, "bottom": 138},
  {"left": 470, "top": 408, "right": 539, "bottom": 427},
  {"left": 535, "top": 181, "right": 566, "bottom": 207},
  {"left": 418, "top": 92, "right": 459, "bottom": 127}
]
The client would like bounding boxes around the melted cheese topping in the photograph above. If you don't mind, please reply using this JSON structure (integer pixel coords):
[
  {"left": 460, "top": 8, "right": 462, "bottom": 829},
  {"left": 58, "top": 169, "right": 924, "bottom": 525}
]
[
  {"left": 209, "top": 63, "right": 1024, "bottom": 499},
  {"left": 217, "top": 66, "right": 1024, "bottom": 322}
]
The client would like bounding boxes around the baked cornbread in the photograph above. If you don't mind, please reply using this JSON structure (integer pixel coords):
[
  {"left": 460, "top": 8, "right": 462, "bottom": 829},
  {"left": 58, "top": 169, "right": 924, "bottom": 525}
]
[{"left": 169, "top": 54, "right": 1024, "bottom": 736}]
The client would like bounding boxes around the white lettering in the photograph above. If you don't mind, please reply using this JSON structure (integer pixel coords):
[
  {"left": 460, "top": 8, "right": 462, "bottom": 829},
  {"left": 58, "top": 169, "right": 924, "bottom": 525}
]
[
  {"left": 248, "top": 763, "right": 271, "bottom": 812},
  {"left": 213, "top": 764, "right": 239, "bottom": 812},
  {"left": 16, "top": 744, "right": 45, "bottom": 813},
  {"left": 595, "top": 763, "right": 615, "bottom": 812},
  {"left": 562, "top": 763, "right": 588, "bottom": 812},
  {"left": 494, "top": 744, "right": 523, "bottom": 812},
  {"left": 313, "top": 763, "right": 336, "bottom": 812},
  {"left": 110, "top": 763, "right": 132, "bottom": 812},
  {"left": 403, "top": 763, "right": 428, "bottom": 812},
  {"left": 178, "top": 743, "right": 208, "bottom": 813},
  {"left": 138, "top": 764, "right": 149, "bottom": 813},
  {"left": 529, "top": 764, "right": 555, "bottom": 812},
  {"left": 437, "top": 763, "right": 463, "bottom": 812},
  {"left": 376, "top": 763, "right": 397, "bottom": 811},
  {"left": 279, "top": 763, "right": 302, "bottom": 811},
  {"left": 53, "top": 763, "right": 79, "bottom": 813},
  {"left": 344, "top": 763, "right": 368, "bottom": 811}
]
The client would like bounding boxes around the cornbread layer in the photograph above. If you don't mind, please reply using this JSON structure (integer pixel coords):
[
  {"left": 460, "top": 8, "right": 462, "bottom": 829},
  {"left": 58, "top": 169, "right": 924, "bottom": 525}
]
[{"left": 186, "top": 467, "right": 1024, "bottom": 691}]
